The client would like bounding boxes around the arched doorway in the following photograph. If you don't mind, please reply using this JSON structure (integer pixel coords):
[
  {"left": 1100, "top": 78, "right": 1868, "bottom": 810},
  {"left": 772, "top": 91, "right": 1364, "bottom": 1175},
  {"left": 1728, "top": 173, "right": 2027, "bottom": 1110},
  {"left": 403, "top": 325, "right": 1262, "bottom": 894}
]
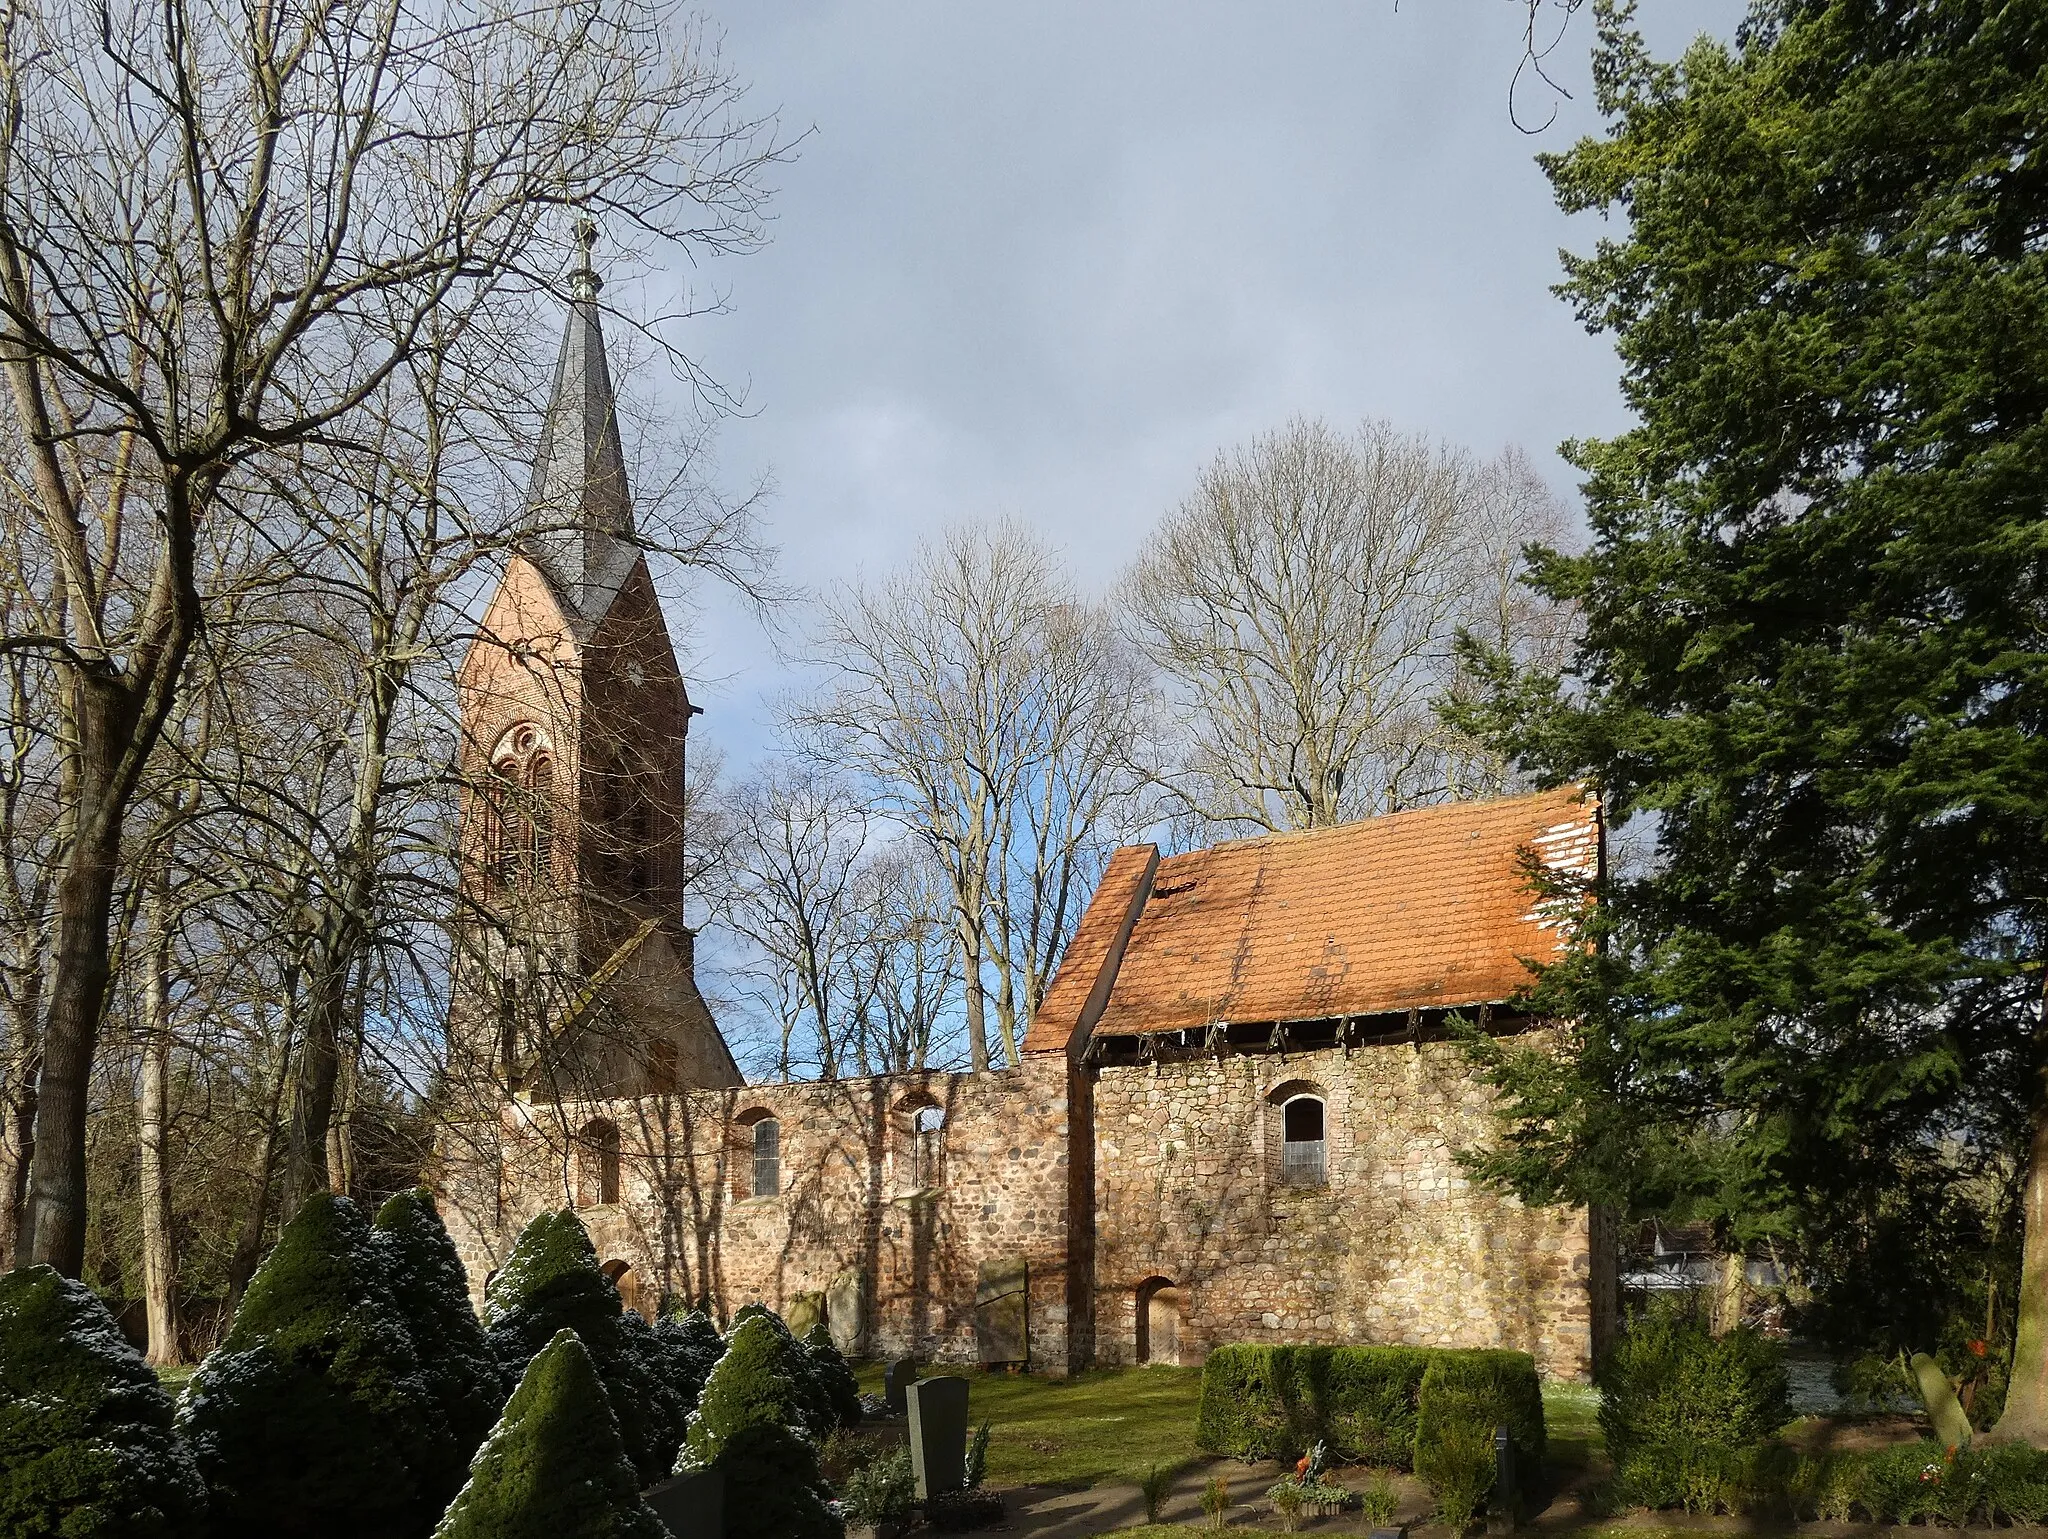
[
  {"left": 1136, "top": 1276, "right": 1182, "bottom": 1366},
  {"left": 601, "top": 1258, "right": 646, "bottom": 1320}
]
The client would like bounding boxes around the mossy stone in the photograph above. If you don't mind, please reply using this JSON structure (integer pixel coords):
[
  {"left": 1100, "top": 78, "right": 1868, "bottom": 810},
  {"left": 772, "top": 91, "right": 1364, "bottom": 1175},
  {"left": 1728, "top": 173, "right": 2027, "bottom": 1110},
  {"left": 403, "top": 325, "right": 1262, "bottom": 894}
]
[
  {"left": 0, "top": 1265, "right": 208, "bottom": 1539},
  {"left": 434, "top": 1328, "right": 668, "bottom": 1539}
]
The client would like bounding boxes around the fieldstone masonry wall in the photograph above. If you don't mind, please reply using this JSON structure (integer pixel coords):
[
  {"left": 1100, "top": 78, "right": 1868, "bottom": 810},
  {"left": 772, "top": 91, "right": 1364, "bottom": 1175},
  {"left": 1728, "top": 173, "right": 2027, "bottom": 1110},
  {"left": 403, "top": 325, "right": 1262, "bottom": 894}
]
[
  {"left": 1090, "top": 1037, "right": 1599, "bottom": 1379},
  {"left": 440, "top": 1054, "right": 1076, "bottom": 1370}
]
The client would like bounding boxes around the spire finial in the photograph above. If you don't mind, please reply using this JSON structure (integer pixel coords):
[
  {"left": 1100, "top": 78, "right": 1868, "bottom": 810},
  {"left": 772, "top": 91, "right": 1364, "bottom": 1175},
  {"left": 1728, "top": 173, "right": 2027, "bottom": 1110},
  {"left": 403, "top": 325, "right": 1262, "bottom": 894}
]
[{"left": 570, "top": 218, "right": 601, "bottom": 301}]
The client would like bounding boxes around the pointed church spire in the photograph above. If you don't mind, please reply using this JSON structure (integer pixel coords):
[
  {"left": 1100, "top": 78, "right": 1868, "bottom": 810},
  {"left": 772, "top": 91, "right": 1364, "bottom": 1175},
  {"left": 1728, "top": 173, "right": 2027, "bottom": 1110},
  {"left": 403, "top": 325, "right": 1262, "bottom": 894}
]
[{"left": 524, "top": 220, "right": 638, "bottom": 623}]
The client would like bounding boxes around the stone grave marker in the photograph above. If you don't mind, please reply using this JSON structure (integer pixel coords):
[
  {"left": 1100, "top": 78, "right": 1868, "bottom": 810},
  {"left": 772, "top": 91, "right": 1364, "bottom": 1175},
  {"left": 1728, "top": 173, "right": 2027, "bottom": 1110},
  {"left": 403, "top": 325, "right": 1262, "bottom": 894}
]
[
  {"left": 973, "top": 1257, "right": 1028, "bottom": 1365},
  {"left": 884, "top": 1357, "right": 919, "bottom": 1414},
  {"left": 906, "top": 1375, "right": 970, "bottom": 1499},
  {"left": 644, "top": 1466, "right": 723, "bottom": 1539},
  {"left": 784, "top": 1290, "right": 824, "bottom": 1339},
  {"left": 826, "top": 1267, "right": 864, "bottom": 1354}
]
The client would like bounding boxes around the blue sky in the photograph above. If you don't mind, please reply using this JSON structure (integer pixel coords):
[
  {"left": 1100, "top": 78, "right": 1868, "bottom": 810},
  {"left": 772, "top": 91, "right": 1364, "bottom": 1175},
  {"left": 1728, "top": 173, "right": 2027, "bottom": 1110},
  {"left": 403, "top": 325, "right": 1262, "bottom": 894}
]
[{"left": 622, "top": 0, "right": 1748, "bottom": 773}]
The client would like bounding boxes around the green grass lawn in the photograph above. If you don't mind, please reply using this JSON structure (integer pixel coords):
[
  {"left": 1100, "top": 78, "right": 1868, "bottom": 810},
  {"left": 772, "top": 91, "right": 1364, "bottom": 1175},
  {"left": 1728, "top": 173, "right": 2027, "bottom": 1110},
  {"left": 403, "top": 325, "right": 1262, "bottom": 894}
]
[
  {"left": 1543, "top": 1378, "right": 1604, "bottom": 1473},
  {"left": 858, "top": 1361, "right": 1207, "bottom": 1488}
]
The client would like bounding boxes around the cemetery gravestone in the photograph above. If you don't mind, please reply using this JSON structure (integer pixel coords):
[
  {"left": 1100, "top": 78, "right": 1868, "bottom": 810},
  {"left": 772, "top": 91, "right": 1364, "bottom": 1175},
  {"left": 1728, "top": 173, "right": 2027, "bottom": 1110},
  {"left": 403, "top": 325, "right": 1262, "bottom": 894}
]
[
  {"left": 906, "top": 1375, "right": 970, "bottom": 1499},
  {"left": 973, "top": 1257, "right": 1028, "bottom": 1365},
  {"left": 884, "top": 1358, "right": 919, "bottom": 1415},
  {"left": 826, "top": 1266, "right": 864, "bottom": 1354},
  {"left": 785, "top": 1291, "right": 824, "bottom": 1340}
]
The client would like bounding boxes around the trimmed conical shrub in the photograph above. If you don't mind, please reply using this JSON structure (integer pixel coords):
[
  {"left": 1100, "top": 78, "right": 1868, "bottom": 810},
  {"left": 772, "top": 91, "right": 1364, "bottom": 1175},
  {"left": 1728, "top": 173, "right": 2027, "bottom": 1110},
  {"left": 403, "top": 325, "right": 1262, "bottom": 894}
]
[
  {"left": 482, "top": 1209, "right": 683, "bottom": 1484},
  {"left": 433, "top": 1328, "right": 668, "bottom": 1539},
  {"left": 677, "top": 1315, "right": 841, "bottom": 1539},
  {"left": 0, "top": 1265, "right": 208, "bottom": 1539},
  {"left": 372, "top": 1188, "right": 506, "bottom": 1513},
  {"left": 801, "top": 1321, "right": 863, "bottom": 1432},
  {"left": 179, "top": 1191, "right": 431, "bottom": 1539}
]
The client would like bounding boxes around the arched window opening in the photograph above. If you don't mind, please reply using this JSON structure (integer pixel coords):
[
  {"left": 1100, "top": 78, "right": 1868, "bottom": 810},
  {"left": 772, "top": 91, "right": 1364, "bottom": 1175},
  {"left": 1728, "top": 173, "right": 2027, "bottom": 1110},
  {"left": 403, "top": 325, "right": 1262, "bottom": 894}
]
[
  {"left": 912, "top": 1104, "right": 945, "bottom": 1191},
  {"left": 487, "top": 723, "right": 555, "bottom": 889},
  {"left": 751, "top": 1117, "right": 780, "bottom": 1199},
  {"left": 1136, "top": 1276, "right": 1183, "bottom": 1366},
  {"left": 891, "top": 1094, "right": 945, "bottom": 1194},
  {"left": 1281, "top": 1095, "right": 1327, "bottom": 1187},
  {"left": 576, "top": 1118, "right": 621, "bottom": 1207}
]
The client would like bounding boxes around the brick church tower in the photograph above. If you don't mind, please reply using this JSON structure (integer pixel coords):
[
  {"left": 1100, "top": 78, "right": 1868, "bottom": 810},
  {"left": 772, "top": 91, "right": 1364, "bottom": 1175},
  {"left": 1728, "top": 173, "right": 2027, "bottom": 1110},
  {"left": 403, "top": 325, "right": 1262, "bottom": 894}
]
[{"left": 449, "top": 230, "right": 739, "bottom": 1102}]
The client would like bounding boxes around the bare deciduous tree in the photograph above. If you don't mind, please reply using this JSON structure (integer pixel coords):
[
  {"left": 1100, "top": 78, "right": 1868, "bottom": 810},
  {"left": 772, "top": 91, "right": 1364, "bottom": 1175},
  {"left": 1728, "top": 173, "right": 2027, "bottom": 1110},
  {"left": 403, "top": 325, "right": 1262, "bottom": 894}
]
[
  {"left": 1125, "top": 418, "right": 1574, "bottom": 837},
  {"left": 802, "top": 523, "right": 1152, "bottom": 1071},
  {"left": 0, "top": 0, "right": 784, "bottom": 1275}
]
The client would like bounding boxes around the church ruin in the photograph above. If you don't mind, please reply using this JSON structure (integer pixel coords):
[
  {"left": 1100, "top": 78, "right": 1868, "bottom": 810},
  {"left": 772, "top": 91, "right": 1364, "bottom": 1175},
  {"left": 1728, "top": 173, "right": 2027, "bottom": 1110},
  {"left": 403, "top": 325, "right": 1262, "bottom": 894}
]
[{"left": 436, "top": 254, "right": 1619, "bottom": 1380}]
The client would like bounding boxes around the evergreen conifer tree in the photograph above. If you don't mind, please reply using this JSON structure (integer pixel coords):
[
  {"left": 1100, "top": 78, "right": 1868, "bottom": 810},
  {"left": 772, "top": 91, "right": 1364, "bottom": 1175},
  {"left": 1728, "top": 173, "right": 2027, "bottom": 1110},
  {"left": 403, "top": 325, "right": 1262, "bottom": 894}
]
[
  {"left": 433, "top": 1328, "right": 669, "bottom": 1539},
  {"left": 178, "top": 1192, "right": 431, "bottom": 1538},
  {"left": 801, "top": 1321, "right": 863, "bottom": 1431},
  {"left": 1451, "top": 0, "right": 2048, "bottom": 1441},
  {"left": 676, "top": 1315, "right": 841, "bottom": 1539},
  {"left": 372, "top": 1189, "right": 506, "bottom": 1514},
  {"left": 482, "top": 1209, "right": 684, "bottom": 1483},
  {"left": 0, "top": 1266, "right": 208, "bottom": 1539}
]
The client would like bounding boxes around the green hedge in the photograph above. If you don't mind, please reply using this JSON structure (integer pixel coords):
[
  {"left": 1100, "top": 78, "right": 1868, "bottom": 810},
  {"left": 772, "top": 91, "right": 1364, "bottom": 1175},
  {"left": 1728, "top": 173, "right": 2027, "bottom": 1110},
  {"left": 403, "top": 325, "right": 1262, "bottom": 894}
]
[
  {"left": 1596, "top": 1299, "right": 1787, "bottom": 1509},
  {"left": 1194, "top": 1344, "right": 1543, "bottom": 1470}
]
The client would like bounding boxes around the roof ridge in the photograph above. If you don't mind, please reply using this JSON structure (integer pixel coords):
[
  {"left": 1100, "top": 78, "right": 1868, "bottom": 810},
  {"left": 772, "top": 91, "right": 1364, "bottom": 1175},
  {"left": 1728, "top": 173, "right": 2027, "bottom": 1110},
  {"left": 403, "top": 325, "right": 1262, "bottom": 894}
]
[{"left": 1161, "top": 784, "right": 1588, "bottom": 863}]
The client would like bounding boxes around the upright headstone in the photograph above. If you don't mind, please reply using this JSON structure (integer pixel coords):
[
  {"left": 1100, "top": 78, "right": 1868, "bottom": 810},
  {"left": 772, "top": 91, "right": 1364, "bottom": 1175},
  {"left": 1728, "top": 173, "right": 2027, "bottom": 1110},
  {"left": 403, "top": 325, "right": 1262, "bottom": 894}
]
[
  {"left": 906, "top": 1375, "right": 971, "bottom": 1499},
  {"left": 826, "top": 1267, "right": 865, "bottom": 1355},
  {"left": 645, "top": 1466, "right": 724, "bottom": 1539},
  {"left": 973, "top": 1257, "right": 1028, "bottom": 1365},
  {"left": 884, "top": 1357, "right": 920, "bottom": 1415},
  {"left": 1486, "top": 1425, "right": 1516, "bottom": 1535},
  {"left": 785, "top": 1290, "right": 824, "bottom": 1340}
]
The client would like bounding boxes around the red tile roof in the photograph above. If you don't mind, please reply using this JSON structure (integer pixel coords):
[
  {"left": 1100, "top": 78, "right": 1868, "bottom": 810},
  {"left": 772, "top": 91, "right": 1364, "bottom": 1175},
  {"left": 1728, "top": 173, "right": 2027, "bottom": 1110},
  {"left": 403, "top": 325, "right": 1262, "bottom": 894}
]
[{"left": 1023, "top": 786, "right": 1597, "bottom": 1054}]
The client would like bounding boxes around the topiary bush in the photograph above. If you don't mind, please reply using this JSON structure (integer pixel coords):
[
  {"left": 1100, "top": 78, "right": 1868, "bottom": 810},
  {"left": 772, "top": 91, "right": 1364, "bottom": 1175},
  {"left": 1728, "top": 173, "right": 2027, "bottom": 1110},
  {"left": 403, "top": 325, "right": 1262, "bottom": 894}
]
[
  {"left": 801, "top": 1321, "right": 862, "bottom": 1432},
  {"left": 0, "top": 1265, "right": 209, "bottom": 1539},
  {"left": 433, "top": 1327, "right": 669, "bottom": 1539},
  {"left": 483, "top": 1209, "right": 686, "bottom": 1484},
  {"left": 178, "top": 1191, "right": 434, "bottom": 1539},
  {"left": 676, "top": 1315, "right": 841, "bottom": 1539},
  {"left": 1597, "top": 1299, "right": 1788, "bottom": 1509},
  {"left": 372, "top": 1188, "right": 506, "bottom": 1515}
]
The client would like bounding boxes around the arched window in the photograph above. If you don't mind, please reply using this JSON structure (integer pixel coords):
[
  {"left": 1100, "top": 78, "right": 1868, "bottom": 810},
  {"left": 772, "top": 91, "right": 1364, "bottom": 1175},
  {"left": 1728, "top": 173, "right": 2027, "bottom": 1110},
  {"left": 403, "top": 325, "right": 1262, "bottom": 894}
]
[
  {"left": 601, "top": 1258, "right": 645, "bottom": 1319},
  {"left": 576, "top": 1117, "right": 621, "bottom": 1207},
  {"left": 891, "top": 1094, "right": 945, "bottom": 1194},
  {"left": 751, "top": 1117, "right": 780, "bottom": 1199},
  {"left": 1281, "top": 1095, "right": 1327, "bottom": 1187},
  {"left": 487, "top": 723, "right": 556, "bottom": 888}
]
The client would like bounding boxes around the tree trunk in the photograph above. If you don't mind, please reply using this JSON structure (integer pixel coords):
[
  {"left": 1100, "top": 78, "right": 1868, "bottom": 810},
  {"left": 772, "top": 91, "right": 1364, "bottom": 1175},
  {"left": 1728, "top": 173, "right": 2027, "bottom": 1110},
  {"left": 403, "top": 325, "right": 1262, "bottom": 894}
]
[
  {"left": 1711, "top": 1250, "right": 1748, "bottom": 1335},
  {"left": 0, "top": 1070, "right": 34, "bottom": 1273},
  {"left": 956, "top": 905, "right": 988, "bottom": 1074},
  {"left": 138, "top": 889, "right": 182, "bottom": 1364},
  {"left": 285, "top": 950, "right": 346, "bottom": 1210},
  {"left": 22, "top": 742, "right": 126, "bottom": 1274},
  {"left": 1995, "top": 1013, "right": 2048, "bottom": 1444}
]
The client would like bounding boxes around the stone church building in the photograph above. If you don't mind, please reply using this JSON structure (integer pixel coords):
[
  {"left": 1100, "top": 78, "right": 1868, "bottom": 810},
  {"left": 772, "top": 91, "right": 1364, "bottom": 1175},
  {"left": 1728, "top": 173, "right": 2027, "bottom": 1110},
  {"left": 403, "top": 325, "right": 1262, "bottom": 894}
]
[{"left": 437, "top": 254, "right": 1618, "bottom": 1381}]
